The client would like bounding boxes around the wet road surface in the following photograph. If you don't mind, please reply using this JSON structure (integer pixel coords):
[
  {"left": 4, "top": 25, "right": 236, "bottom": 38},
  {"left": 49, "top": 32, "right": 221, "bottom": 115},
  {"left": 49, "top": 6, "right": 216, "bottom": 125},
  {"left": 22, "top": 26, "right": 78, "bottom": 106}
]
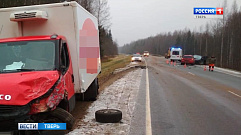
[{"left": 130, "top": 56, "right": 241, "bottom": 135}]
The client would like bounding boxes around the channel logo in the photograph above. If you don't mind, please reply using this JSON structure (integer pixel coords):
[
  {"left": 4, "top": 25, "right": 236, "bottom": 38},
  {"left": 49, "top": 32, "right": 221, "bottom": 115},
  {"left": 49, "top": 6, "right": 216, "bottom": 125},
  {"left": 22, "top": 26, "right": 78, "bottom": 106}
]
[
  {"left": 194, "top": 7, "right": 223, "bottom": 19},
  {"left": 194, "top": 8, "right": 223, "bottom": 15},
  {"left": 18, "top": 123, "right": 66, "bottom": 130}
]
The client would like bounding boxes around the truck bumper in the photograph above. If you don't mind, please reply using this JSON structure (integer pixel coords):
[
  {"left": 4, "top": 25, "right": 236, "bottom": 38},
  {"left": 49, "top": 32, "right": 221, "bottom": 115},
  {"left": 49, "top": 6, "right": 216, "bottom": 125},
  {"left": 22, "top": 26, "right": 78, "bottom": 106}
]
[{"left": 0, "top": 104, "right": 30, "bottom": 131}]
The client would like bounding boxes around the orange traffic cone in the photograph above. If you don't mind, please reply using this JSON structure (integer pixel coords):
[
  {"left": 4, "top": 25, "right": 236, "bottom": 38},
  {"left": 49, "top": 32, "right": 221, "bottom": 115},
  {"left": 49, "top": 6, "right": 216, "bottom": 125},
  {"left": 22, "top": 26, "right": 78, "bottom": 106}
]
[
  {"left": 166, "top": 60, "right": 169, "bottom": 64},
  {"left": 204, "top": 65, "right": 206, "bottom": 71},
  {"left": 184, "top": 63, "right": 187, "bottom": 68},
  {"left": 174, "top": 61, "right": 176, "bottom": 66},
  {"left": 171, "top": 61, "right": 173, "bottom": 66}
]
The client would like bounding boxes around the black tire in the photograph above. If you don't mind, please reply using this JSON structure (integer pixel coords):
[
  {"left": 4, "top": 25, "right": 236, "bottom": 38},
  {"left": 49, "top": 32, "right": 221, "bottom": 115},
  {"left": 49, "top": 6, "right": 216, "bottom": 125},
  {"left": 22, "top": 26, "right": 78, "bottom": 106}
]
[
  {"left": 95, "top": 109, "right": 122, "bottom": 123},
  {"left": 50, "top": 107, "right": 75, "bottom": 130},
  {"left": 82, "top": 78, "right": 99, "bottom": 101}
]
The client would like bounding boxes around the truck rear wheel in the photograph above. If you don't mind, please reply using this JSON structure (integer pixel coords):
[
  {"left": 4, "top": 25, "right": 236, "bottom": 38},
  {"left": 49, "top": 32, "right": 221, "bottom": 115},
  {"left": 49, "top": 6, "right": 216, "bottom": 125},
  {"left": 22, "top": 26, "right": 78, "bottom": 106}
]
[
  {"left": 82, "top": 78, "right": 99, "bottom": 101},
  {"left": 50, "top": 107, "right": 75, "bottom": 130}
]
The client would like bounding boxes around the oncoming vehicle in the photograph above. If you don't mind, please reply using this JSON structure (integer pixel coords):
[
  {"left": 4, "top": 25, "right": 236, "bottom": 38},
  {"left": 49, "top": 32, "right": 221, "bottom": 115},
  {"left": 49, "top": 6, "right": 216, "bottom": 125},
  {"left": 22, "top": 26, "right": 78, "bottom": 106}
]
[
  {"left": 131, "top": 54, "right": 142, "bottom": 62},
  {"left": 181, "top": 55, "right": 195, "bottom": 65},
  {"left": 170, "top": 48, "right": 182, "bottom": 61},
  {"left": 143, "top": 51, "right": 149, "bottom": 57},
  {"left": 0, "top": 1, "right": 101, "bottom": 132}
]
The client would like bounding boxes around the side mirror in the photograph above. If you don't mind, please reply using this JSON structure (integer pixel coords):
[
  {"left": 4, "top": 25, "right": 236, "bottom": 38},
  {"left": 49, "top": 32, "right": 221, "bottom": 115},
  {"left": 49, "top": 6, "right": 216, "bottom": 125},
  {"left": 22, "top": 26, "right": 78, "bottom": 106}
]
[
  {"left": 61, "top": 65, "right": 66, "bottom": 69},
  {"left": 60, "top": 65, "right": 66, "bottom": 73}
]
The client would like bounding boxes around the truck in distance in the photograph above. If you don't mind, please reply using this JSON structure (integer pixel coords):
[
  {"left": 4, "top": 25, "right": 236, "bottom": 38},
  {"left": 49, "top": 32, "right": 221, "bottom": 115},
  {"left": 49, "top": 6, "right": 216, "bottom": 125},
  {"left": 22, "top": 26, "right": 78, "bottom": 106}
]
[{"left": 165, "top": 47, "right": 171, "bottom": 59}]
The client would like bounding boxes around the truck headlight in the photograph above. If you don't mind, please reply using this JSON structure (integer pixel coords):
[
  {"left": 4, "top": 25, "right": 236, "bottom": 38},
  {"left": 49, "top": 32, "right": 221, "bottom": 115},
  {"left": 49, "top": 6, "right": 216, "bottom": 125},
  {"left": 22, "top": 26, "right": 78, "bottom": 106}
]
[{"left": 29, "top": 77, "right": 60, "bottom": 114}]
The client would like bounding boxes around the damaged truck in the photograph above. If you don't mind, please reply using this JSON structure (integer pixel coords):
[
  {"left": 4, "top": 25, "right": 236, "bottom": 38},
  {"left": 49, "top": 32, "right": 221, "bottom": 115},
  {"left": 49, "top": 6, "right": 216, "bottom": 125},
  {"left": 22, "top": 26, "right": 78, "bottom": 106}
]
[{"left": 0, "top": 1, "right": 101, "bottom": 132}]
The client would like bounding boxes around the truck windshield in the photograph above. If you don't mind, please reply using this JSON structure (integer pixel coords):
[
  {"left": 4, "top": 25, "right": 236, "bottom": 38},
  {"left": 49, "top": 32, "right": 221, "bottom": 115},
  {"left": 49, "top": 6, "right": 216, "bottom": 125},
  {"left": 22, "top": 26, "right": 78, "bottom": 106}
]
[{"left": 0, "top": 40, "right": 57, "bottom": 73}]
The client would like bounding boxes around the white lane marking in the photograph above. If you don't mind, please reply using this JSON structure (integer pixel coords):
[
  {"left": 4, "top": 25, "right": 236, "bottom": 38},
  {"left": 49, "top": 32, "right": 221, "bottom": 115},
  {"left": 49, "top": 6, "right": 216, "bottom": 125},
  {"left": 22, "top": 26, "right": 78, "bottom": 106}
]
[
  {"left": 144, "top": 58, "right": 152, "bottom": 135},
  {"left": 217, "top": 71, "right": 241, "bottom": 78},
  {"left": 146, "top": 67, "right": 152, "bottom": 135},
  {"left": 228, "top": 91, "right": 241, "bottom": 98},
  {"left": 188, "top": 72, "right": 195, "bottom": 76},
  {"left": 215, "top": 67, "right": 241, "bottom": 74},
  {"left": 196, "top": 65, "right": 241, "bottom": 78}
]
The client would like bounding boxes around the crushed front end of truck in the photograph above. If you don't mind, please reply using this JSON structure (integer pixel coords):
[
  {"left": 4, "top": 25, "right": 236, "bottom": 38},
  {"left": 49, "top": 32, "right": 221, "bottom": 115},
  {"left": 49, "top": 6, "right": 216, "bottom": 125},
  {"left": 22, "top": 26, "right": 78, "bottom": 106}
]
[{"left": 0, "top": 36, "right": 73, "bottom": 132}]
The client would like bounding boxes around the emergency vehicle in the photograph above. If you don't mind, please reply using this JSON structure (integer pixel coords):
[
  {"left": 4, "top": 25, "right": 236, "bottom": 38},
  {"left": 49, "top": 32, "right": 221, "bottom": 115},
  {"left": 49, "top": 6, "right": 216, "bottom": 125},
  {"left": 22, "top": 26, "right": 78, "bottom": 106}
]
[{"left": 170, "top": 47, "right": 182, "bottom": 61}]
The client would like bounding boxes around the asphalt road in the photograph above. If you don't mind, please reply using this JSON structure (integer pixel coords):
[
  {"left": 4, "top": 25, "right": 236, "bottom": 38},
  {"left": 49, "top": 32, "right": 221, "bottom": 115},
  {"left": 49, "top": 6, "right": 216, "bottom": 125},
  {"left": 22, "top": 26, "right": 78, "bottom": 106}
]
[{"left": 130, "top": 55, "right": 241, "bottom": 135}]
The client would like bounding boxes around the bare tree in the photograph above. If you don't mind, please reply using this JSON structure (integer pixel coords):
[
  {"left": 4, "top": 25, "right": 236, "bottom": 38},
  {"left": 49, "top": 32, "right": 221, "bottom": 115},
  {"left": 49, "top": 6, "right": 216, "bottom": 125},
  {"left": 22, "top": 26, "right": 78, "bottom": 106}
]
[
  {"left": 77, "top": 0, "right": 95, "bottom": 14},
  {"left": 220, "top": 0, "right": 228, "bottom": 67},
  {"left": 205, "top": 23, "right": 210, "bottom": 56},
  {"left": 93, "top": 0, "right": 111, "bottom": 29},
  {"left": 199, "top": 25, "right": 203, "bottom": 55}
]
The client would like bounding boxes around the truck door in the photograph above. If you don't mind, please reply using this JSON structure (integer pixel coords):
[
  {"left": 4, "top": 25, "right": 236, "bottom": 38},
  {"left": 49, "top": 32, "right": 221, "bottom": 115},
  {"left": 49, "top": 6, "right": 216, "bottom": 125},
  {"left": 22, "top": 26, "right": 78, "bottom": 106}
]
[{"left": 60, "top": 41, "right": 75, "bottom": 111}]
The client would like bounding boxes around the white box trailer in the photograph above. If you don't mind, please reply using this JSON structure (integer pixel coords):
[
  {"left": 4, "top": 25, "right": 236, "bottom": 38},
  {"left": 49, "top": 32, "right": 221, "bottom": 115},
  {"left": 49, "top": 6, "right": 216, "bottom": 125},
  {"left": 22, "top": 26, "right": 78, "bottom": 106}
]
[
  {"left": 0, "top": 1, "right": 100, "bottom": 130},
  {"left": 0, "top": 1, "right": 101, "bottom": 93}
]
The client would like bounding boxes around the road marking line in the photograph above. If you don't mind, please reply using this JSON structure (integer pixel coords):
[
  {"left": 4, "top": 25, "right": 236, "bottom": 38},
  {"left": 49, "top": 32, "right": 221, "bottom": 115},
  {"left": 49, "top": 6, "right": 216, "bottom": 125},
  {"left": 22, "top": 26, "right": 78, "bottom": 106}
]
[
  {"left": 218, "top": 71, "right": 241, "bottom": 78},
  {"left": 146, "top": 68, "right": 152, "bottom": 135},
  {"left": 196, "top": 65, "right": 241, "bottom": 78},
  {"left": 215, "top": 67, "right": 241, "bottom": 74},
  {"left": 143, "top": 58, "right": 152, "bottom": 135},
  {"left": 188, "top": 72, "right": 195, "bottom": 76},
  {"left": 228, "top": 91, "right": 241, "bottom": 98}
]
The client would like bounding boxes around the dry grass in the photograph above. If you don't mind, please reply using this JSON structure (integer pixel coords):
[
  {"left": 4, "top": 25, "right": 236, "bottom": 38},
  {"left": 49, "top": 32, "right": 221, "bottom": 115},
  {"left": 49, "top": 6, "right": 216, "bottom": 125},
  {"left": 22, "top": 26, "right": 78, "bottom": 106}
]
[{"left": 98, "top": 55, "right": 131, "bottom": 85}]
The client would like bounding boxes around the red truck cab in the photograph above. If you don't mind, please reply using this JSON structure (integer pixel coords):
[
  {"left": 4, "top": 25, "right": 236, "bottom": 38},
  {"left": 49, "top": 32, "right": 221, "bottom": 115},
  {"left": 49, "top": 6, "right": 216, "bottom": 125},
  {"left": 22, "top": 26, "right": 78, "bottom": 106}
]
[
  {"left": 0, "top": 35, "right": 76, "bottom": 130},
  {"left": 0, "top": 1, "right": 101, "bottom": 132}
]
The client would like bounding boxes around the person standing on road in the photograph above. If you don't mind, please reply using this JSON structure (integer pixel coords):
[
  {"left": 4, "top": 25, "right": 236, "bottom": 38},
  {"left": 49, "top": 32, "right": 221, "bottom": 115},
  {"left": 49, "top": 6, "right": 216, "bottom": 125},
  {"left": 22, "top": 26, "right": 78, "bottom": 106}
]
[{"left": 208, "top": 55, "right": 216, "bottom": 71}]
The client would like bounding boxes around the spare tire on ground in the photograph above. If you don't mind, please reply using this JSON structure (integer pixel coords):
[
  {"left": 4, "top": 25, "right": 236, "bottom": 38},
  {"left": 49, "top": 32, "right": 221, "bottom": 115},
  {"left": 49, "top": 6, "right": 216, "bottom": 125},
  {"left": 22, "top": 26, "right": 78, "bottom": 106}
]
[{"left": 95, "top": 109, "right": 122, "bottom": 123}]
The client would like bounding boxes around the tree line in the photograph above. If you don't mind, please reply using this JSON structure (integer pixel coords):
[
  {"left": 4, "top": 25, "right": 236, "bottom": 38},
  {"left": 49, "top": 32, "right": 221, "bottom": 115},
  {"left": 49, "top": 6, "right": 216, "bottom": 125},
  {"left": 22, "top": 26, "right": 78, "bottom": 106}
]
[
  {"left": 0, "top": 0, "right": 118, "bottom": 58},
  {"left": 120, "top": 1, "right": 241, "bottom": 71}
]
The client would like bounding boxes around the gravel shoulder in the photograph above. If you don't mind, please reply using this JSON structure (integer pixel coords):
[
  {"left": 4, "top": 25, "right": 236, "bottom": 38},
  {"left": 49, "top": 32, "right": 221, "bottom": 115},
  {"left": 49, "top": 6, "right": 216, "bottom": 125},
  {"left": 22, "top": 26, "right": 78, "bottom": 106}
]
[{"left": 68, "top": 68, "right": 143, "bottom": 135}]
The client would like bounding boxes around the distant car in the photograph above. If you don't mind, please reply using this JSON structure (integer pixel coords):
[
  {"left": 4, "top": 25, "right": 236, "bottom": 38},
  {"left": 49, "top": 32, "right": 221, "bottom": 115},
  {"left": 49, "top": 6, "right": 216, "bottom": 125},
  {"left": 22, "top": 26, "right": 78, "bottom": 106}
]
[
  {"left": 181, "top": 55, "right": 195, "bottom": 65},
  {"left": 193, "top": 55, "right": 202, "bottom": 64},
  {"left": 143, "top": 51, "right": 149, "bottom": 57},
  {"left": 201, "top": 56, "right": 209, "bottom": 65},
  {"left": 131, "top": 54, "right": 142, "bottom": 62},
  {"left": 193, "top": 55, "right": 208, "bottom": 65}
]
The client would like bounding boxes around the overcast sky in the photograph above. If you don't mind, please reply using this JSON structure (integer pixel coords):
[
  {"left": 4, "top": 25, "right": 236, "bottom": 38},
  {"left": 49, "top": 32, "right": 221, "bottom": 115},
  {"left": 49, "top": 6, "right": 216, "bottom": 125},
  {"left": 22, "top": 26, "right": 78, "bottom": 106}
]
[{"left": 108, "top": 0, "right": 241, "bottom": 46}]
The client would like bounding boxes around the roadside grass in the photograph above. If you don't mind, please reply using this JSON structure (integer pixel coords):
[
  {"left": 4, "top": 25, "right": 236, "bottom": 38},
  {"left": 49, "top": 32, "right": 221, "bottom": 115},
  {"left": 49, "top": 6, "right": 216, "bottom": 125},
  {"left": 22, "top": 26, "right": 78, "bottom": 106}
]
[{"left": 98, "top": 54, "right": 131, "bottom": 83}]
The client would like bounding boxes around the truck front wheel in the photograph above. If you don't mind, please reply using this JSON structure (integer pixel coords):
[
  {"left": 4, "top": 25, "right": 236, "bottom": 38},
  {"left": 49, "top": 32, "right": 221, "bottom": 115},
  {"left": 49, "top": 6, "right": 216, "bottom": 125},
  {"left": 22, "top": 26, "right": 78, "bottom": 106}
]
[{"left": 50, "top": 107, "right": 75, "bottom": 130}]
